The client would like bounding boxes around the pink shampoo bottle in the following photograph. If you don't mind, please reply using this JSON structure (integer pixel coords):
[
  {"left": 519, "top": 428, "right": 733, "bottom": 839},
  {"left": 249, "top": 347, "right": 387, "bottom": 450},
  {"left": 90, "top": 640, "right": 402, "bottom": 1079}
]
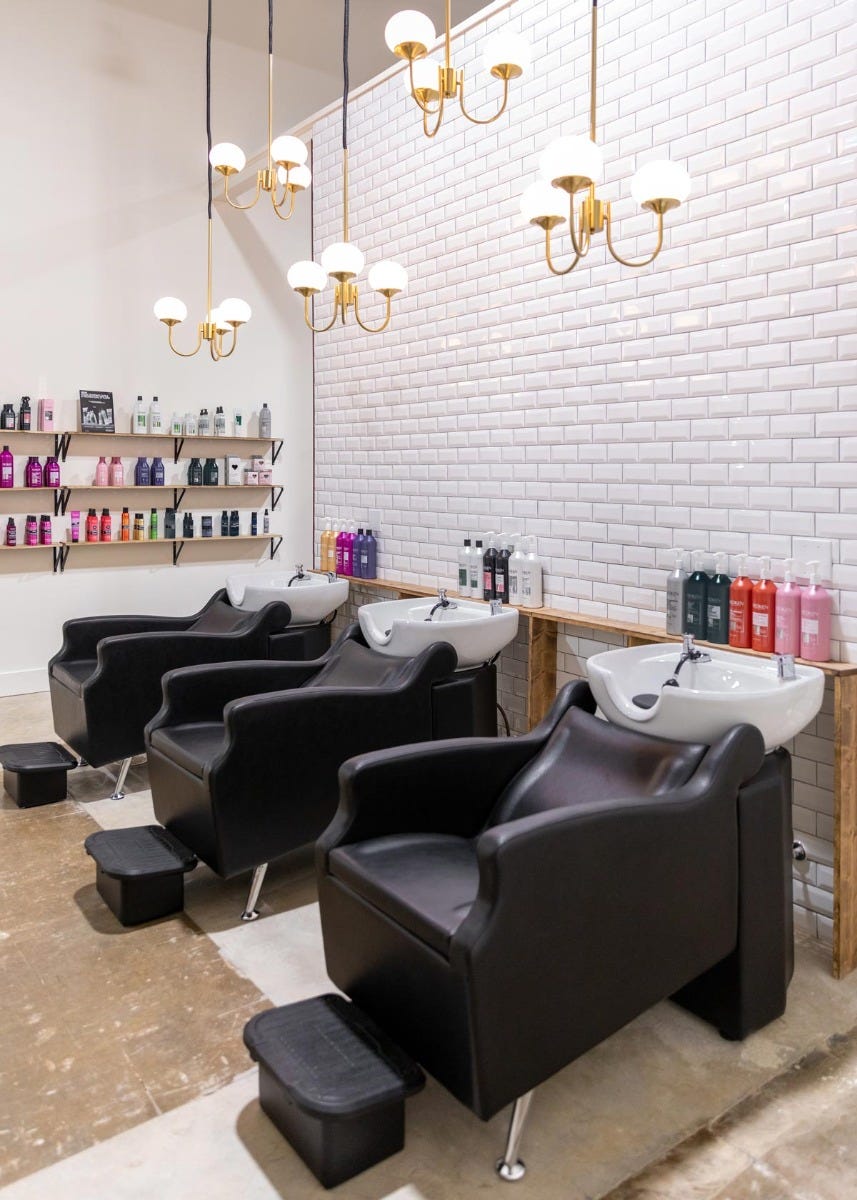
[
  {"left": 801, "top": 561, "right": 832, "bottom": 662},
  {"left": 774, "top": 558, "right": 802, "bottom": 656}
]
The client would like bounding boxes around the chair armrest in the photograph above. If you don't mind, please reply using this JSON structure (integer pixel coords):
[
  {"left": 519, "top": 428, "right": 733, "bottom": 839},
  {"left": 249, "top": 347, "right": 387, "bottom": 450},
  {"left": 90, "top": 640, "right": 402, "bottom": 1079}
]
[
  {"left": 318, "top": 738, "right": 544, "bottom": 863},
  {"left": 147, "top": 659, "right": 326, "bottom": 730}
]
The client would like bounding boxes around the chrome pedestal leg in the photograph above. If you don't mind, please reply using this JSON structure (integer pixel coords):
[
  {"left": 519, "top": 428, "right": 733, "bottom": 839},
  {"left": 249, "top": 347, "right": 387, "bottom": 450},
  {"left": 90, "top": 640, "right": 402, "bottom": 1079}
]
[
  {"left": 496, "top": 1091, "right": 534, "bottom": 1182},
  {"left": 109, "top": 757, "right": 132, "bottom": 800},
  {"left": 241, "top": 863, "right": 268, "bottom": 922}
]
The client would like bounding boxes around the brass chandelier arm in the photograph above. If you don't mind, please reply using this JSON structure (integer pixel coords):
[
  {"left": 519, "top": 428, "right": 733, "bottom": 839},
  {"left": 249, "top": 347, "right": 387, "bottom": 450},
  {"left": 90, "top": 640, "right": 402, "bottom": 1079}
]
[
  {"left": 545, "top": 227, "right": 581, "bottom": 277},
  {"left": 567, "top": 196, "right": 592, "bottom": 258},
  {"left": 271, "top": 183, "right": 297, "bottom": 221},
  {"left": 168, "top": 325, "right": 205, "bottom": 357},
  {"left": 353, "top": 291, "right": 393, "bottom": 334},
  {"left": 303, "top": 293, "right": 340, "bottom": 334},
  {"left": 211, "top": 327, "right": 239, "bottom": 361},
  {"left": 605, "top": 203, "right": 665, "bottom": 267},
  {"left": 422, "top": 88, "right": 446, "bottom": 138},
  {"left": 458, "top": 73, "right": 510, "bottom": 126},
  {"left": 223, "top": 173, "right": 263, "bottom": 211},
  {"left": 407, "top": 58, "right": 441, "bottom": 115}
]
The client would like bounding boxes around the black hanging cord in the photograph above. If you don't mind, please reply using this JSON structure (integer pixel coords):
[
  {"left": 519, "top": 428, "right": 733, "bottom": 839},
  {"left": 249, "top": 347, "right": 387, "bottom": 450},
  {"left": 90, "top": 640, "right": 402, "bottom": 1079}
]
[
  {"left": 206, "top": 0, "right": 213, "bottom": 219},
  {"left": 269, "top": 0, "right": 273, "bottom": 56},
  {"left": 342, "top": 0, "right": 350, "bottom": 150}
]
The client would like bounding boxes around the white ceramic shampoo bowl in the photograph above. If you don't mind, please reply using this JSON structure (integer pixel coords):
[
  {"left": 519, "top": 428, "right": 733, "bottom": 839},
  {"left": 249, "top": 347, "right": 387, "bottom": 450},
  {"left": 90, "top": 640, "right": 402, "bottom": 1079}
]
[
  {"left": 358, "top": 597, "right": 519, "bottom": 669},
  {"left": 227, "top": 570, "right": 349, "bottom": 625},
  {"left": 586, "top": 642, "right": 824, "bottom": 752}
]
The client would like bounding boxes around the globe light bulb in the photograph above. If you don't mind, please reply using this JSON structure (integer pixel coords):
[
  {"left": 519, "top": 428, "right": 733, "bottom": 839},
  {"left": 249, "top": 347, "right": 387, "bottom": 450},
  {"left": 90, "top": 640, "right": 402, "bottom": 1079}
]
[
  {"left": 385, "top": 10, "right": 436, "bottom": 59},
  {"left": 154, "top": 296, "right": 188, "bottom": 324},
  {"left": 218, "top": 297, "right": 252, "bottom": 326},
  {"left": 209, "top": 142, "right": 246, "bottom": 174},
  {"left": 270, "top": 134, "right": 308, "bottom": 168},
  {"left": 368, "top": 260, "right": 408, "bottom": 295},
  {"left": 630, "top": 159, "right": 692, "bottom": 210},
  {"left": 407, "top": 58, "right": 441, "bottom": 98},
  {"left": 279, "top": 163, "right": 311, "bottom": 190},
  {"left": 287, "top": 260, "right": 327, "bottom": 295},
  {"left": 539, "top": 136, "right": 604, "bottom": 192},
  {"left": 210, "top": 307, "right": 230, "bottom": 334},
  {"left": 482, "top": 31, "right": 530, "bottom": 79},
  {"left": 320, "top": 241, "right": 365, "bottom": 280},
  {"left": 520, "top": 181, "right": 568, "bottom": 225}
]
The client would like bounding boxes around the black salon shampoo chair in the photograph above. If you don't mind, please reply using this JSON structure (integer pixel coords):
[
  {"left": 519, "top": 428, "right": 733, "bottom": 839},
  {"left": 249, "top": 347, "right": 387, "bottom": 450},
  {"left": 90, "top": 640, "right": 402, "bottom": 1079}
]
[
  {"left": 145, "top": 624, "right": 498, "bottom": 919},
  {"left": 49, "top": 589, "right": 322, "bottom": 798},
  {"left": 316, "top": 681, "right": 793, "bottom": 1178}
]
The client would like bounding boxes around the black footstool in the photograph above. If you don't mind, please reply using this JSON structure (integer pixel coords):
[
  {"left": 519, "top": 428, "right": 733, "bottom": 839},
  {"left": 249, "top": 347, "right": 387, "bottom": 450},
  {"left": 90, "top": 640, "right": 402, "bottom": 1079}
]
[
  {"left": 84, "top": 825, "right": 198, "bottom": 925},
  {"left": 0, "top": 741, "right": 78, "bottom": 807},
  {"left": 244, "top": 994, "right": 425, "bottom": 1189}
]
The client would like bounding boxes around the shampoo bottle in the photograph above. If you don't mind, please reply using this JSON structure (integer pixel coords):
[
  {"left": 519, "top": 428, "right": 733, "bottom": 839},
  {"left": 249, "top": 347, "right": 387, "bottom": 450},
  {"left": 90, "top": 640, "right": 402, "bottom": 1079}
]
[
  {"left": 263, "top": 509, "right": 270, "bottom": 535},
  {"left": 363, "top": 529, "right": 377, "bottom": 580},
  {"left": 259, "top": 403, "right": 272, "bottom": 438},
  {"left": 5, "top": 517, "right": 16, "bottom": 545},
  {"left": 135, "top": 456, "right": 150, "bottom": 486},
  {"left": 729, "top": 555, "right": 753, "bottom": 648},
  {"left": 164, "top": 508, "right": 176, "bottom": 539},
  {"left": 509, "top": 539, "right": 526, "bottom": 605},
  {"left": 665, "top": 548, "right": 688, "bottom": 635},
  {"left": 26, "top": 456, "right": 43, "bottom": 488},
  {"left": 353, "top": 529, "right": 366, "bottom": 579},
  {"left": 151, "top": 456, "right": 165, "bottom": 486},
  {"left": 751, "top": 556, "right": 777, "bottom": 654},
  {"left": 250, "top": 511, "right": 258, "bottom": 536},
  {"left": 470, "top": 539, "right": 483, "bottom": 596},
  {"left": 25, "top": 514, "right": 38, "bottom": 545},
  {"left": 100, "top": 508, "right": 111, "bottom": 542},
  {"left": 85, "top": 508, "right": 99, "bottom": 542},
  {"left": 120, "top": 507, "right": 130, "bottom": 541},
  {"left": 108, "top": 456, "right": 124, "bottom": 487},
  {"left": 149, "top": 508, "right": 158, "bottom": 539},
  {"left": 198, "top": 409, "right": 211, "bottom": 437},
  {"left": 44, "top": 456, "right": 61, "bottom": 487},
  {"left": 482, "top": 535, "right": 498, "bottom": 601},
  {"left": 684, "top": 551, "right": 709, "bottom": 639},
  {"left": 522, "top": 536, "right": 544, "bottom": 609},
  {"left": 18, "top": 397, "right": 31, "bottom": 431},
  {"left": 229, "top": 510, "right": 239, "bottom": 537},
  {"left": 706, "top": 553, "right": 731, "bottom": 644},
  {"left": 94, "top": 456, "right": 108, "bottom": 487},
  {"left": 458, "top": 538, "right": 472, "bottom": 595},
  {"left": 38, "top": 398, "right": 54, "bottom": 432},
  {"left": 320, "top": 518, "right": 333, "bottom": 571},
  {"left": 801, "top": 561, "right": 832, "bottom": 662},
  {"left": 70, "top": 511, "right": 80, "bottom": 543},
  {"left": 187, "top": 457, "right": 202, "bottom": 486},
  {"left": 221, "top": 509, "right": 229, "bottom": 537},
  {"left": 39, "top": 515, "right": 52, "bottom": 545},
  {"left": 214, "top": 406, "right": 226, "bottom": 436},
  {"left": 202, "top": 457, "right": 218, "bottom": 486},
  {"left": 342, "top": 523, "right": 356, "bottom": 575},
  {"left": 133, "top": 396, "right": 147, "bottom": 434},
  {"left": 774, "top": 558, "right": 802, "bottom": 656},
  {"left": 149, "top": 396, "right": 163, "bottom": 435},
  {"left": 134, "top": 512, "right": 146, "bottom": 540},
  {"left": 0, "top": 445, "right": 12, "bottom": 488},
  {"left": 495, "top": 540, "right": 511, "bottom": 603},
  {"left": 335, "top": 525, "right": 346, "bottom": 575}
]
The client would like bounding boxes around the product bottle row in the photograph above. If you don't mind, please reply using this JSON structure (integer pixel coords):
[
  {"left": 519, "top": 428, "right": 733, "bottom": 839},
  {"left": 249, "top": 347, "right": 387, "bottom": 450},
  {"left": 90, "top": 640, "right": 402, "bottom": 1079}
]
[
  {"left": 3, "top": 506, "right": 271, "bottom": 547},
  {"left": 1, "top": 394, "right": 273, "bottom": 439},
  {"left": 0, "top": 448, "right": 276, "bottom": 489}
]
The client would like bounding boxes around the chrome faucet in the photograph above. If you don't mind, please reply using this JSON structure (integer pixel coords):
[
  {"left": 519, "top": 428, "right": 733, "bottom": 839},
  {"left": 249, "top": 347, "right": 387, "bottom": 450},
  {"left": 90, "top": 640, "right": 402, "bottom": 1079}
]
[
  {"left": 287, "top": 563, "right": 307, "bottom": 586},
  {"left": 427, "top": 588, "right": 457, "bottom": 620},
  {"left": 775, "top": 653, "right": 797, "bottom": 681},
  {"left": 663, "top": 633, "right": 711, "bottom": 688}
]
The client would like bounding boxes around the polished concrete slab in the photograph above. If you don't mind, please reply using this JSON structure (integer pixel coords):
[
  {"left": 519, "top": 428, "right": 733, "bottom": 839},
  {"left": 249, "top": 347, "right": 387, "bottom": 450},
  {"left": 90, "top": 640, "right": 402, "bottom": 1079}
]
[{"left": 3, "top": 691, "right": 857, "bottom": 1197}]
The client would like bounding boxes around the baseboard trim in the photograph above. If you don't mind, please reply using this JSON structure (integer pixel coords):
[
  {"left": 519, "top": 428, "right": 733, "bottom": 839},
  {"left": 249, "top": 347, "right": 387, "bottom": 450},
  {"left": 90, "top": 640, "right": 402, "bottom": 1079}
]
[{"left": 0, "top": 668, "right": 49, "bottom": 697}]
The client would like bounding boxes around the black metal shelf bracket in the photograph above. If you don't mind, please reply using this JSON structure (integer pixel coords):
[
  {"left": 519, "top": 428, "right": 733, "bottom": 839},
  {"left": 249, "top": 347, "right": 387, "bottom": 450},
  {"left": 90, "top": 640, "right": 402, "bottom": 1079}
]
[
  {"left": 55, "top": 432, "right": 72, "bottom": 462},
  {"left": 55, "top": 487, "right": 71, "bottom": 517},
  {"left": 172, "top": 540, "right": 186, "bottom": 566},
  {"left": 270, "top": 535, "right": 282, "bottom": 560},
  {"left": 172, "top": 487, "right": 187, "bottom": 511},
  {"left": 53, "top": 545, "right": 70, "bottom": 574},
  {"left": 271, "top": 486, "right": 284, "bottom": 510},
  {"left": 271, "top": 439, "right": 284, "bottom": 466},
  {"left": 172, "top": 436, "right": 185, "bottom": 464}
]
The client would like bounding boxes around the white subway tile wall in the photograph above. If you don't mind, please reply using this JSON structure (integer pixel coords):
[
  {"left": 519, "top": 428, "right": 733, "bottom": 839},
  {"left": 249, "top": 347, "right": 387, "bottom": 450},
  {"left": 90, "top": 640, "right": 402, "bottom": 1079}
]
[{"left": 312, "top": 0, "right": 855, "bottom": 939}]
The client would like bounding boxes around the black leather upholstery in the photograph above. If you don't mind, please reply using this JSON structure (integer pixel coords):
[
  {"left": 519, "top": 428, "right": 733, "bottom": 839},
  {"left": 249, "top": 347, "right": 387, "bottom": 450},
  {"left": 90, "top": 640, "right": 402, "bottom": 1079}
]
[
  {"left": 48, "top": 590, "right": 294, "bottom": 768},
  {"left": 317, "top": 682, "right": 792, "bottom": 1121},
  {"left": 145, "top": 625, "right": 496, "bottom": 880}
]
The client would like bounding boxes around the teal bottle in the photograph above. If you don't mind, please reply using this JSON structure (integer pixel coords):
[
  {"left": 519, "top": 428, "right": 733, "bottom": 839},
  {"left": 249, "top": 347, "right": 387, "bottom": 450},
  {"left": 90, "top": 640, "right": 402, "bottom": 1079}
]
[
  {"left": 705, "top": 552, "right": 731, "bottom": 644},
  {"left": 684, "top": 550, "right": 709, "bottom": 639}
]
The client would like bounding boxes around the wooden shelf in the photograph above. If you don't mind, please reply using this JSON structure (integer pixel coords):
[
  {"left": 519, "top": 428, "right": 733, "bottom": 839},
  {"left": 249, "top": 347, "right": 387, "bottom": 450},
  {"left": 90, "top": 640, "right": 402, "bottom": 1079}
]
[
  {"left": 58, "top": 532, "right": 281, "bottom": 571},
  {"left": 0, "top": 487, "right": 58, "bottom": 493},
  {"left": 0, "top": 542, "right": 55, "bottom": 549}
]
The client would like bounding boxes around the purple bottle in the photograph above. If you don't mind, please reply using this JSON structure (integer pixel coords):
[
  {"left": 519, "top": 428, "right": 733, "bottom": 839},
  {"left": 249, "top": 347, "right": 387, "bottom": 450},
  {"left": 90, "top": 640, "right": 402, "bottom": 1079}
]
[
  {"left": 0, "top": 445, "right": 12, "bottom": 488},
  {"left": 362, "top": 529, "right": 377, "bottom": 580},
  {"left": 134, "top": 456, "right": 150, "bottom": 486},
  {"left": 151, "top": 456, "right": 165, "bottom": 486},
  {"left": 342, "top": 525, "right": 355, "bottom": 576},
  {"left": 39, "top": 514, "right": 52, "bottom": 545},
  {"left": 335, "top": 527, "right": 347, "bottom": 575},
  {"left": 44, "top": 456, "right": 61, "bottom": 487},
  {"left": 25, "top": 456, "right": 43, "bottom": 488},
  {"left": 352, "top": 528, "right": 366, "bottom": 579},
  {"left": 25, "top": 514, "right": 38, "bottom": 546}
]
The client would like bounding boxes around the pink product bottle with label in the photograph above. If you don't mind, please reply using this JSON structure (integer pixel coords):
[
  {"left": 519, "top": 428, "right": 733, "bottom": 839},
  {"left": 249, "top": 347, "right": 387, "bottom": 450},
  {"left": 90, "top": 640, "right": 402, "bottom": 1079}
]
[
  {"left": 335, "top": 526, "right": 347, "bottom": 576},
  {"left": 25, "top": 456, "right": 43, "bottom": 488},
  {"left": 95, "top": 456, "right": 109, "bottom": 486},
  {"left": 341, "top": 523, "right": 354, "bottom": 576},
  {"left": 44, "top": 456, "right": 61, "bottom": 487},
  {"left": 38, "top": 398, "right": 54, "bottom": 432},
  {"left": 0, "top": 445, "right": 12, "bottom": 488},
  {"left": 109, "top": 456, "right": 124, "bottom": 487},
  {"left": 774, "top": 558, "right": 802, "bottom": 656},
  {"left": 39, "top": 515, "right": 52, "bottom": 545},
  {"left": 801, "top": 561, "right": 832, "bottom": 662},
  {"left": 25, "top": 515, "right": 38, "bottom": 546}
]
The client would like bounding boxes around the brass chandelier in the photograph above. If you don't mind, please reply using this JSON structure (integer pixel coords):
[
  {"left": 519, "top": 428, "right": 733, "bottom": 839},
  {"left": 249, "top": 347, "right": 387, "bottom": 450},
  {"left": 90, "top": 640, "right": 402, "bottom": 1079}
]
[
  {"left": 287, "top": 0, "right": 406, "bottom": 334},
  {"left": 209, "top": 0, "right": 310, "bottom": 221},
  {"left": 385, "top": 2, "right": 530, "bottom": 137},
  {"left": 154, "top": 0, "right": 251, "bottom": 359},
  {"left": 520, "top": 0, "right": 691, "bottom": 276}
]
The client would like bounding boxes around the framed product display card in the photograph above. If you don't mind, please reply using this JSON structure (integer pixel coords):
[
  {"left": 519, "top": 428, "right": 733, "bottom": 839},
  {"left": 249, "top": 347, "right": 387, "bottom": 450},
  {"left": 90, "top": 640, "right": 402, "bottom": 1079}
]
[{"left": 79, "top": 390, "right": 115, "bottom": 433}]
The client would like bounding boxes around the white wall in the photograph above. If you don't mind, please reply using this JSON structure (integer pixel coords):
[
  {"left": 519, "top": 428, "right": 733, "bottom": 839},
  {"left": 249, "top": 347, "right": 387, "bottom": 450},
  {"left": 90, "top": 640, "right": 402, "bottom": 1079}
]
[
  {"left": 0, "top": 0, "right": 336, "bottom": 694},
  {"left": 307, "top": 0, "right": 856, "bottom": 943}
]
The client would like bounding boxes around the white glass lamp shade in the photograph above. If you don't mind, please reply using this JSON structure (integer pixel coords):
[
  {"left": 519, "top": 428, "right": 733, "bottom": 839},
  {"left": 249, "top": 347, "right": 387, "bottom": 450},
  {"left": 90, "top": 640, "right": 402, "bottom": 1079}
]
[
  {"left": 287, "top": 260, "right": 327, "bottom": 295},
  {"left": 218, "top": 297, "right": 252, "bottom": 326},
  {"left": 520, "top": 181, "right": 567, "bottom": 226},
  {"left": 270, "top": 134, "right": 308, "bottom": 168},
  {"left": 483, "top": 31, "right": 530, "bottom": 79},
  {"left": 320, "top": 241, "right": 365, "bottom": 280},
  {"left": 385, "top": 9, "right": 436, "bottom": 58},
  {"left": 539, "top": 136, "right": 603, "bottom": 192},
  {"left": 278, "top": 163, "right": 311, "bottom": 190},
  {"left": 630, "top": 159, "right": 692, "bottom": 211},
  {"left": 368, "top": 260, "right": 408, "bottom": 295},
  {"left": 209, "top": 307, "right": 230, "bottom": 334},
  {"left": 154, "top": 296, "right": 188, "bottom": 325},
  {"left": 407, "top": 58, "right": 441, "bottom": 97},
  {"left": 209, "top": 142, "right": 246, "bottom": 174}
]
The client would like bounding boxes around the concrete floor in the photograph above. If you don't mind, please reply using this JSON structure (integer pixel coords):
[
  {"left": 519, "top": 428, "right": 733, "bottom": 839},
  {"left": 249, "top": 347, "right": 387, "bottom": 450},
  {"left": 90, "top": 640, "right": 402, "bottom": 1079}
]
[{"left": 2, "top": 690, "right": 857, "bottom": 1198}]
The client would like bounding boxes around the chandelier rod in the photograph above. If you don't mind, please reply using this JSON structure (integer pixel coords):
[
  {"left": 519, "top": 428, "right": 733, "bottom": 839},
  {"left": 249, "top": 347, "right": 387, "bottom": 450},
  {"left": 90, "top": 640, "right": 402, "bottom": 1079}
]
[
  {"left": 590, "top": 0, "right": 598, "bottom": 144},
  {"left": 206, "top": 0, "right": 214, "bottom": 322},
  {"left": 342, "top": 0, "right": 350, "bottom": 240},
  {"left": 445, "top": 0, "right": 452, "bottom": 69},
  {"left": 267, "top": 0, "right": 274, "bottom": 173}
]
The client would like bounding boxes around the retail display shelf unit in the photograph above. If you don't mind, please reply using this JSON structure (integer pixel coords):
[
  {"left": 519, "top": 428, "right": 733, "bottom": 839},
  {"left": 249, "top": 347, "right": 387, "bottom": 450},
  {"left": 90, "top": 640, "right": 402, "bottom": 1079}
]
[
  {"left": 0, "top": 428, "right": 283, "bottom": 465},
  {"left": 333, "top": 570, "right": 857, "bottom": 980},
  {"left": 2, "top": 484, "right": 283, "bottom": 517},
  {"left": 57, "top": 533, "right": 282, "bottom": 570}
]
